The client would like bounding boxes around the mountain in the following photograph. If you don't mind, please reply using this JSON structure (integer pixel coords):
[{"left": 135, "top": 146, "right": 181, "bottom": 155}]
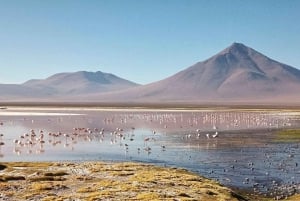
[
  {"left": 91, "top": 43, "right": 300, "bottom": 103},
  {"left": 1, "top": 43, "right": 299, "bottom": 104},
  {"left": 0, "top": 71, "right": 139, "bottom": 100},
  {"left": 23, "top": 71, "right": 139, "bottom": 95},
  {"left": 0, "top": 84, "right": 42, "bottom": 98}
]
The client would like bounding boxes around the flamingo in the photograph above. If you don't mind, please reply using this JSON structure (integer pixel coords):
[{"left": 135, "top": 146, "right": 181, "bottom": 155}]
[
  {"left": 144, "top": 146, "right": 151, "bottom": 155},
  {"left": 212, "top": 131, "right": 219, "bottom": 138},
  {"left": 13, "top": 139, "right": 19, "bottom": 145},
  {"left": 144, "top": 137, "right": 150, "bottom": 146}
]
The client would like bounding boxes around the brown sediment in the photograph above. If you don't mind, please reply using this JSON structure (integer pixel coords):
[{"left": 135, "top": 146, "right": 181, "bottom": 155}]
[{"left": 0, "top": 161, "right": 248, "bottom": 201}]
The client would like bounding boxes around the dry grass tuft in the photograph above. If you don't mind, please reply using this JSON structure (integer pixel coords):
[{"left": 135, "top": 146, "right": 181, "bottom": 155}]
[
  {"left": 0, "top": 175, "right": 26, "bottom": 182},
  {"left": 44, "top": 171, "right": 68, "bottom": 177}
]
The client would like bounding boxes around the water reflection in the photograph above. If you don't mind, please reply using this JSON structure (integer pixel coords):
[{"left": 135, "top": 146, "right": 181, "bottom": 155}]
[{"left": 0, "top": 109, "right": 300, "bottom": 198}]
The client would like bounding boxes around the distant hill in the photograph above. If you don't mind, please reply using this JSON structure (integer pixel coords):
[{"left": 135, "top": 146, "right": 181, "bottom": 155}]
[
  {"left": 90, "top": 43, "right": 300, "bottom": 103},
  {"left": 23, "top": 71, "right": 139, "bottom": 95},
  {"left": 0, "top": 71, "right": 139, "bottom": 100}
]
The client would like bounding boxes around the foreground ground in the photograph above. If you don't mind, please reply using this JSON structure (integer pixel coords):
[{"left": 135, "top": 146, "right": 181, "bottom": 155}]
[
  {"left": 0, "top": 162, "right": 249, "bottom": 201},
  {"left": 0, "top": 162, "right": 299, "bottom": 201}
]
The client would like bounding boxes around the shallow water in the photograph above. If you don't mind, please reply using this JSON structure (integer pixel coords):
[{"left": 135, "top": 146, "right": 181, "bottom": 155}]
[{"left": 0, "top": 107, "right": 300, "bottom": 196}]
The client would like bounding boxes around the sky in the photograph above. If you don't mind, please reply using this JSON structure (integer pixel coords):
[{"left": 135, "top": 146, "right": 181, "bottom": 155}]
[{"left": 0, "top": 0, "right": 300, "bottom": 84}]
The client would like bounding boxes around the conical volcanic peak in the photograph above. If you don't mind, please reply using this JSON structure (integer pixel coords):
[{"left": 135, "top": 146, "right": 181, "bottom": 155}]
[
  {"left": 216, "top": 42, "right": 262, "bottom": 63},
  {"left": 222, "top": 42, "right": 250, "bottom": 54},
  {"left": 94, "top": 43, "right": 300, "bottom": 103}
]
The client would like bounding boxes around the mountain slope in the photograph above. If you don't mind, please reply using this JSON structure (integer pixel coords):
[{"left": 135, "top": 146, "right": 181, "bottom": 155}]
[
  {"left": 92, "top": 43, "right": 300, "bottom": 102},
  {"left": 22, "top": 71, "right": 139, "bottom": 95},
  {"left": 157, "top": 42, "right": 300, "bottom": 99}
]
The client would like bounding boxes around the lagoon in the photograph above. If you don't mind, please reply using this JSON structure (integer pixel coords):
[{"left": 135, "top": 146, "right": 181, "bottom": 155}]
[{"left": 0, "top": 106, "right": 300, "bottom": 197}]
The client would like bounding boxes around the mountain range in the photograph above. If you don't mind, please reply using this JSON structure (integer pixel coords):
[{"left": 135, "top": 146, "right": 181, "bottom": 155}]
[{"left": 1, "top": 43, "right": 300, "bottom": 104}]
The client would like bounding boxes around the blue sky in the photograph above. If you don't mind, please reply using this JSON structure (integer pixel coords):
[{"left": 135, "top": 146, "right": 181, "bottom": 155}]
[{"left": 0, "top": 0, "right": 300, "bottom": 84}]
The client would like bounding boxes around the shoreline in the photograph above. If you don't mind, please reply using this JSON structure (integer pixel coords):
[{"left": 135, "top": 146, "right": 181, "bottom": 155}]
[
  {"left": 2, "top": 105, "right": 300, "bottom": 115},
  {"left": 1, "top": 102, "right": 300, "bottom": 110}
]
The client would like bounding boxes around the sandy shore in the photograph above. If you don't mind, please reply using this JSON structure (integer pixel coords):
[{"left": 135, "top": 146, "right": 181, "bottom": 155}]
[{"left": 0, "top": 161, "right": 249, "bottom": 201}]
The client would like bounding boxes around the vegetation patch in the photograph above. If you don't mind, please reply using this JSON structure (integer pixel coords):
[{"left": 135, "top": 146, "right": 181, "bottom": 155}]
[
  {"left": 1, "top": 161, "right": 297, "bottom": 201},
  {"left": 44, "top": 171, "right": 68, "bottom": 177},
  {"left": 136, "top": 192, "right": 160, "bottom": 200},
  {"left": 276, "top": 129, "right": 300, "bottom": 142},
  {"left": 0, "top": 164, "right": 7, "bottom": 171},
  {"left": 29, "top": 176, "right": 66, "bottom": 182},
  {"left": 31, "top": 183, "right": 54, "bottom": 191},
  {"left": 0, "top": 175, "right": 25, "bottom": 182}
]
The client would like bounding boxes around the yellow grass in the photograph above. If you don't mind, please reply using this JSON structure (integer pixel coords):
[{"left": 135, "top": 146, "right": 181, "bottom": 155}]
[{"left": 1, "top": 161, "right": 298, "bottom": 200}]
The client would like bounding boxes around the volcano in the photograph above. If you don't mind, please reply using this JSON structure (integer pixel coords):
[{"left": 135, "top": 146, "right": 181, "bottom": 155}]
[{"left": 92, "top": 43, "right": 300, "bottom": 103}]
